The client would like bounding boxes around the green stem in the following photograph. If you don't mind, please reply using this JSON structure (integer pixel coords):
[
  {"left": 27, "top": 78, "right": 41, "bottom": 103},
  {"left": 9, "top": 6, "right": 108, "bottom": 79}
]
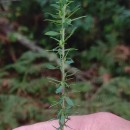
[{"left": 60, "top": 3, "right": 66, "bottom": 130}]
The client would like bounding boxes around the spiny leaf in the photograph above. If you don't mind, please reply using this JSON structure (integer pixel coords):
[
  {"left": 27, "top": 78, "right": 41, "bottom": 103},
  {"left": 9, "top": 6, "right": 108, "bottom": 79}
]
[
  {"left": 46, "top": 13, "right": 58, "bottom": 19},
  {"left": 67, "top": 5, "right": 80, "bottom": 18},
  {"left": 66, "top": 0, "right": 73, "bottom": 7},
  {"left": 66, "top": 27, "right": 77, "bottom": 41},
  {"left": 51, "top": 4, "right": 60, "bottom": 9},
  {"left": 48, "top": 78, "right": 61, "bottom": 84},
  {"left": 71, "top": 15, "right": 87, "bottom": 21},
  {"left": 52, "top": 46, "right": 60, "bottom": 52},
  {"left": 65, "top": 97, "right": 74, "bottom": 106},
  {"left": 45, "top": 31, "right": 59, "bottom": 36},
  {"left": 51, "top": 37, "right": 60, "bottom": 42},
  {"left": 60, "top": 115, "right": 65, "bottom": 124},
  {"left": 44, "top": 63, "right": 57, "bottom": 69},
  {"left": 66, "top": 58, "right": 74, "bottom": 65},
  {"left": 65, "top": 48, "right": 78, "bottom": 52},
  {"left": 56, "top": 86, "right": 63, "bottom": 94},
  {"left": 45, "top": 19, "right": 61, "bottom": 24}
]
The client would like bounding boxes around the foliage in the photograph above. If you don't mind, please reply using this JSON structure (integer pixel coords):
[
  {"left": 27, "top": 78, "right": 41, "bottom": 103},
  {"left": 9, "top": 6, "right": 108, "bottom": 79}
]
[
  {"left": 89, "top": 77, "right": 130, "bottom": 120},
  {"left": 0, "top": 51, "right": 57, "bottom": 129}
]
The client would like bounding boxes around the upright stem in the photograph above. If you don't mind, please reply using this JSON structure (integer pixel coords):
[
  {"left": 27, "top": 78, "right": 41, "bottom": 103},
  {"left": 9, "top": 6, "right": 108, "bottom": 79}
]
[{"left": 60, "top": 4, "right": 66, "bottom": 130}]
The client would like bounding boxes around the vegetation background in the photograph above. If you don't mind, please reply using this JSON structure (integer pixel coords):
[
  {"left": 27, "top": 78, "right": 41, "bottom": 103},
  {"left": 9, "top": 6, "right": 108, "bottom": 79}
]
[{"left": 0, "top": 0, "right": 130, "bottom": 129}]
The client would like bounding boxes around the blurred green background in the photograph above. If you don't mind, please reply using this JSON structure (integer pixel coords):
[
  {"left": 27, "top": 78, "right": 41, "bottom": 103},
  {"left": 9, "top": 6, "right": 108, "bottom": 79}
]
[{"left": 0, "top": 0, "right": 130, "bottom": 129}]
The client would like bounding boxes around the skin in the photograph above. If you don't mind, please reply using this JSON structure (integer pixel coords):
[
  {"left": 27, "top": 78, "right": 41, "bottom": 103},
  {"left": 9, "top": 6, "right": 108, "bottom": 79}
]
[{"left": 13, "top": 112, "right": 130, "bottom": 130}]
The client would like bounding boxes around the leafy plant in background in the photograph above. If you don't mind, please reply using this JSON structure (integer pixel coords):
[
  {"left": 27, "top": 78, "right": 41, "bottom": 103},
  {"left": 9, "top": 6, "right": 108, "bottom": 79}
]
[
  {"left": 45, "top": 0, "right": 85, "bottom": 129},
  {"left": 0, "top": 51, "right": 56, "bottom": 129},
  {"left": 89, "top": 77, "right": 130, "bottom": 120}
]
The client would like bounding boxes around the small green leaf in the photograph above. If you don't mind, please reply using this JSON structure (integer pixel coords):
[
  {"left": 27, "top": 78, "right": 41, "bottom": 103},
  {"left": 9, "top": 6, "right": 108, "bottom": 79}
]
[
  {"left": 60, "top": 115, "right": 65, "bottom": 124},
  {"left": 51, "top": 4, "right": 60, "bottom": 9},
  {"left": 66, "top": 58, "right": 74, "bottom": 65},
  {"left": 48, "top": 78, "right": 60, "bottom": 83},
  {"left": 67, "top": 6, "right": 80, "bottom": 18},
  {"left": 56, "top": 86, "right": 62, "bottom": 94},
  {"left": 66, "top": 27, "right": 77, "bottom": 41},
  {"left": 45, "top": 63, "right": 57, "bottom": 69},
  {"left": 71, "top": 15, "right": 87, "bottom": 21},
  {"left": 65, "top": 97, "right": 74, "bottom": 106},
  {"left": 46, "top": 13, "right": 58, "bottom": 18},
  {"left": 45, "top": 31, "right": 59, "bottom": 36},
  {"left": 51, "top": 37, "right": 60, "bottom": 42}
]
